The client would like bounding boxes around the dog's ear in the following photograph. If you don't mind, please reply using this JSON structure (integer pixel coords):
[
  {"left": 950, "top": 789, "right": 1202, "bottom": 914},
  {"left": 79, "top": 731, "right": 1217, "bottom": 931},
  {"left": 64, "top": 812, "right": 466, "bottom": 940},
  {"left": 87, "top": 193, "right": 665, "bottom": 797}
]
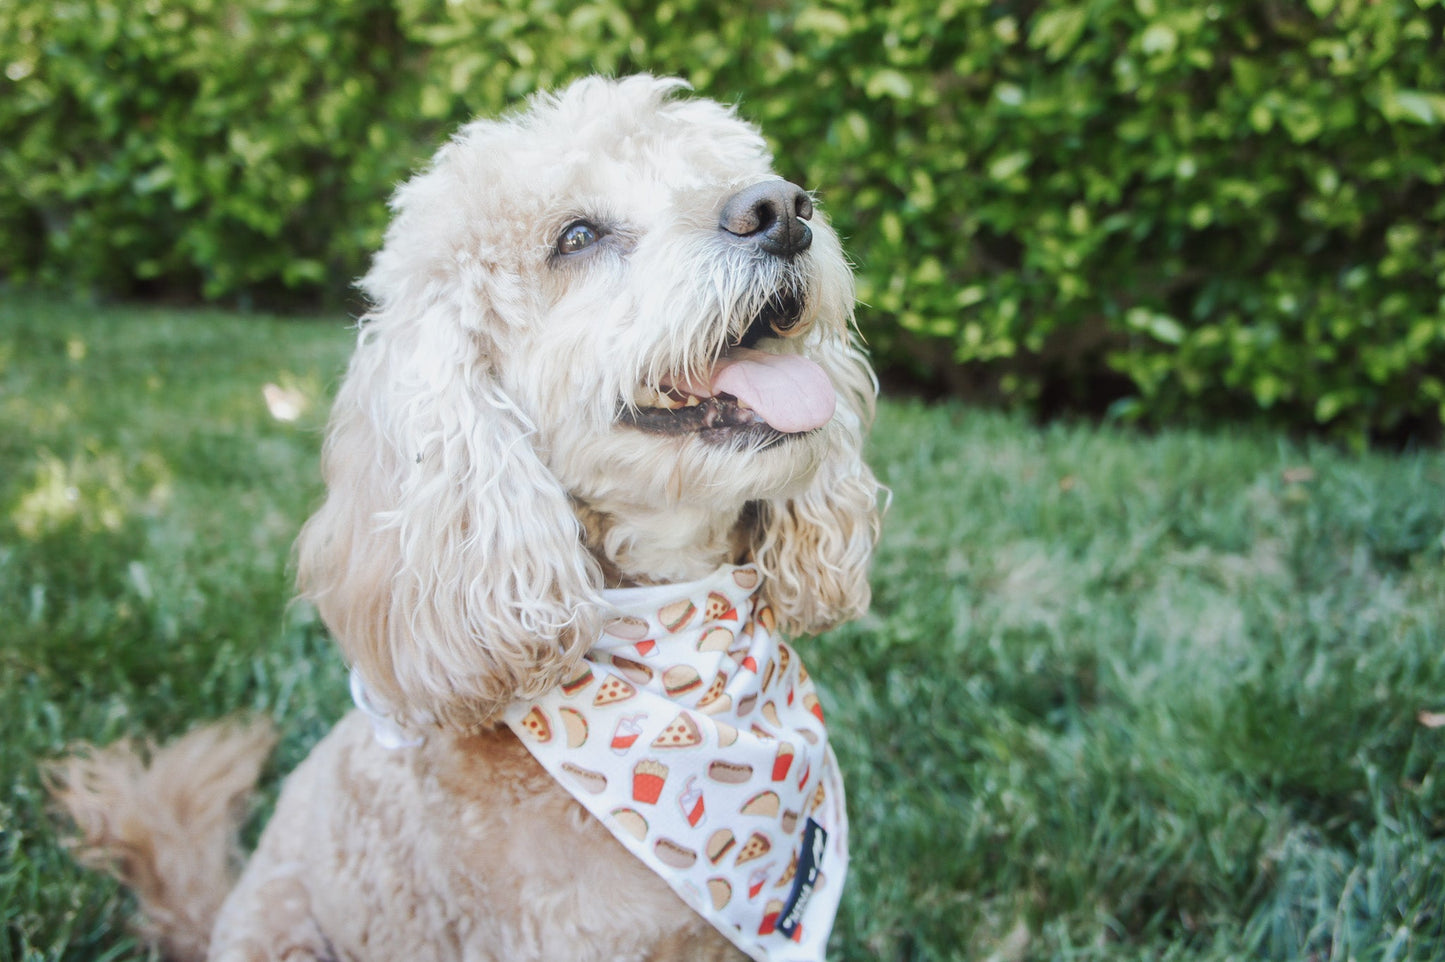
[
  {"left": 296, "top": 300, "right": 601, "bottom": 730},
  {"left": 753, "top": 341, "right": 883, "bottom": 635}
]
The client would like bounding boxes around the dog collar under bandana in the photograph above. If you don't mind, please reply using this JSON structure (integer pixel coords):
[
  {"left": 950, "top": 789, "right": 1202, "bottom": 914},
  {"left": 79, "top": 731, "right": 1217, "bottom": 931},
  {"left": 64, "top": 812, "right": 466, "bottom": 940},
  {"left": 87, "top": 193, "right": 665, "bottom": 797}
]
[
  {"left": 349, "top": 667, "right": 427, "bottom": 749},
  {"left": 502, "top": 564, "right": 848, "bottom": 962}
]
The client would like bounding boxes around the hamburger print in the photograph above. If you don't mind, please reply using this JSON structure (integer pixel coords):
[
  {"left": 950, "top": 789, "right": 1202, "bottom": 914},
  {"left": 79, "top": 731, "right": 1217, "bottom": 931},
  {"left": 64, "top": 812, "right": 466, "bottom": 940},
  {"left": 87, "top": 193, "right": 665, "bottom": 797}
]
[
  {"left": 560, "top": 664, "right": 594, "bottom": 697},
  {"left": 659, "top": 598, "right": 696, "bottom": 632},
  {"left": 706, "top": 828, "right": 736, "bottom": 864},
  {"left": 662, "top": 665, "right": 702, "bottom": 698},
  {"left": 498, "top": 565, "right": 844, "bottom": 958}
]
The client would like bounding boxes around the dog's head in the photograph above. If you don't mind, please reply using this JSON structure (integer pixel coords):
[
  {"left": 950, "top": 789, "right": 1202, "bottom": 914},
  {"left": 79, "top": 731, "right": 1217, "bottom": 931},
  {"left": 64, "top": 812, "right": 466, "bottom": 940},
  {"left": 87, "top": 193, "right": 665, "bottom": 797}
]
[{"left": 298, "top": 76, "right": 880, "bottom": 728}]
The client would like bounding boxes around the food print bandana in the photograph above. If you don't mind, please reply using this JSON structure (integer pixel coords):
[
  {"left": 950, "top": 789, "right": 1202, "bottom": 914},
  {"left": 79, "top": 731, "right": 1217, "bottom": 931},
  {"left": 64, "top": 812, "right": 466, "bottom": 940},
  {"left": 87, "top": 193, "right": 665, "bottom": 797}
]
[{"left": 502, "top": 564, "right": 848, "bottom": 962}]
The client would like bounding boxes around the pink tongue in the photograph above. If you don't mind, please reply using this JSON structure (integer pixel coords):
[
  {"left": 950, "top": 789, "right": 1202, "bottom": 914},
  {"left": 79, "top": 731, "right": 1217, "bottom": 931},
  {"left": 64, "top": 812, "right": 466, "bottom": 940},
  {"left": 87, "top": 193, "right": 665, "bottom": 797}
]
[{"left": 701, "top": 348, "right": 836, "bottom": 433}]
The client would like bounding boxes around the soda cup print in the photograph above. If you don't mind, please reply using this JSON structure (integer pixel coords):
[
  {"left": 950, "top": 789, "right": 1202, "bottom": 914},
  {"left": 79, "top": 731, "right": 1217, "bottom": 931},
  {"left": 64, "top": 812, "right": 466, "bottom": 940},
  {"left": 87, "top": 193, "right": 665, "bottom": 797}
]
[
  {"left": 748, "top": 865, "right": 770, "bottom": 899},
  {"left": 611, "top": 714, "right": 646, "bottom": 755},
  {"left": 678, "top": 775, "right": 706, "bottom": 827},
  {"left": 771, "top": 742, "right": 795, "bottom": 782}
]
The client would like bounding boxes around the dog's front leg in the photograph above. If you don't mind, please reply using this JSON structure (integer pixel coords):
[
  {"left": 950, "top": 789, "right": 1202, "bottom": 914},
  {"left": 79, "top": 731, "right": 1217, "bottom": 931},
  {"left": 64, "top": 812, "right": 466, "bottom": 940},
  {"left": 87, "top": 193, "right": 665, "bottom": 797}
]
[{"left": 208, "top": 872, "right": 334, "bottom": 962}]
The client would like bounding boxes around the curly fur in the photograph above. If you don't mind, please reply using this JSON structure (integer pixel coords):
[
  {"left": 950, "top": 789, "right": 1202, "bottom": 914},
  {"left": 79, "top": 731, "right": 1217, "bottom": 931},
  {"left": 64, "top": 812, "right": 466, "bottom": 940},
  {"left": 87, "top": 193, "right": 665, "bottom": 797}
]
[{"left": 50, "top": 75, "right": 880, "bottom": 961}]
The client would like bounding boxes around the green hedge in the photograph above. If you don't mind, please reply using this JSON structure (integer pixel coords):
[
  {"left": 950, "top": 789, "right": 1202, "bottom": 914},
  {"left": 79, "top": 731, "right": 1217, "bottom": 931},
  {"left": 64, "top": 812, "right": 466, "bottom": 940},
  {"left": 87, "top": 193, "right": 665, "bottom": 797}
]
[
  {"left": 3, "top": 0, "right": 1443, "bottom": 437},
  {"left": 0, "top": 0, "right": 414, "bottom": 297}
]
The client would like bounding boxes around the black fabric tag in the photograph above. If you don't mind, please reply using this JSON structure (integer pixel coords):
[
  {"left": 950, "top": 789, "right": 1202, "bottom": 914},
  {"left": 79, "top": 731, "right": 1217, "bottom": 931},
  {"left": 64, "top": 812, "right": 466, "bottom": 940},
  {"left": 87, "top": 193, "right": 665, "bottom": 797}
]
[{"left": 776, "top": 818, "right": 827, "bottom": 939}]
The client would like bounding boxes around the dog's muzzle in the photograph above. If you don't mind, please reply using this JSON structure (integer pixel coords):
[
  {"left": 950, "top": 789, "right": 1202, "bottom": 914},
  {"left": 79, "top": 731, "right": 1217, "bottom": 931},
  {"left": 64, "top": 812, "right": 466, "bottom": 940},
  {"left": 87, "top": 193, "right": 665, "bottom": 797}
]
[
  {"left": 621, "top": 180, "right": 833, "bottom": 445},
  {"left": 623, "top": 285, "right": 835, "bottom": 444}
]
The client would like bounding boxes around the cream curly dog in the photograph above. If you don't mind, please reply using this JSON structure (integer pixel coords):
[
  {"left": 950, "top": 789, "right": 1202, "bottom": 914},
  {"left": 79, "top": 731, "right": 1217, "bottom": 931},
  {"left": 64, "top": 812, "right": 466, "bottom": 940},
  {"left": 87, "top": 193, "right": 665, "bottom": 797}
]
[{"left": 50, "top": 75, "right": 880, "bottom": 961}]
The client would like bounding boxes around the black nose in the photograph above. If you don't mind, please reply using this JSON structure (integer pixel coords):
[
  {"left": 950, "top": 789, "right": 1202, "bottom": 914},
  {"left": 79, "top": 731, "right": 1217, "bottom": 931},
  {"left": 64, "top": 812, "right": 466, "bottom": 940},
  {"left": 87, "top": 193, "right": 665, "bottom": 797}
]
[{"left": 718, "top": 181, "right": 814, "bottom": 258}]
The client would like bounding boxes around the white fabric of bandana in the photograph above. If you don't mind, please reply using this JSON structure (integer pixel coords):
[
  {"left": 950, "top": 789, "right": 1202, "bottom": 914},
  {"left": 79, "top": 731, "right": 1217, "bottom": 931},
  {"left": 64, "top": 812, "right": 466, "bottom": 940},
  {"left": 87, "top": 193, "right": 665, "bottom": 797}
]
[{"left": 501, "top": 565, "right": 848, "bottom": 962}]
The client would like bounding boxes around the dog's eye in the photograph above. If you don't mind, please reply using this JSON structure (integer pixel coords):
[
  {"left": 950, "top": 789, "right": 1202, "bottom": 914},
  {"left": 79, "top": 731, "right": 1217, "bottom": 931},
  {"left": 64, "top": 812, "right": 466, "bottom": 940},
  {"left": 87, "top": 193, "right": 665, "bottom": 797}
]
[{"left": 556, "top": 221, "right": 601, "bottom": 256}]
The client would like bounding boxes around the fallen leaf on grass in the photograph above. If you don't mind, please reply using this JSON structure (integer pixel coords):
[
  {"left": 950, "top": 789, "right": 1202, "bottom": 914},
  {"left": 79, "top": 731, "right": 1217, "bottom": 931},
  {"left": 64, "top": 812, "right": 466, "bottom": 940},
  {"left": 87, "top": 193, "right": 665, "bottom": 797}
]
[
  {"left": 263, "top": 383, "right": 307, "bottom": 422},
  {"left": 984, "top": 920, "right": 1031, "bottom": 962},
  {"left": 1282, "top": 466, "right": 1315, "bottom": 484},
  {"left": 1418, "top": 710, "right": 1445, "bottom": 729}
]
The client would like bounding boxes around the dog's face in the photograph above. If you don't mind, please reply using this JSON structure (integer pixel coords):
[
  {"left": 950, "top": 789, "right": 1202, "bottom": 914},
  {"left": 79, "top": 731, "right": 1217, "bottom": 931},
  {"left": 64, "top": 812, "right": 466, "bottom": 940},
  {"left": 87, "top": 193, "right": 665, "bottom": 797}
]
[
  {"left": 301, "top": 76, "right": 879, "bottom": 727},
  {"left": 364, "top": 76, "right": 865, "bottom": 514}
]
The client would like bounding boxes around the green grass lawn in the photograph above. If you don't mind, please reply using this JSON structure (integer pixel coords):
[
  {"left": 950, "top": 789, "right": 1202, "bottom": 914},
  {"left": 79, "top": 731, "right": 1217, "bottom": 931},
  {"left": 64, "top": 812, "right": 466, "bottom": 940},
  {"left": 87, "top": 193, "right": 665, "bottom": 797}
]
[{"left": 3, "top": 294, "right": 1443, "bottom": 961}]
